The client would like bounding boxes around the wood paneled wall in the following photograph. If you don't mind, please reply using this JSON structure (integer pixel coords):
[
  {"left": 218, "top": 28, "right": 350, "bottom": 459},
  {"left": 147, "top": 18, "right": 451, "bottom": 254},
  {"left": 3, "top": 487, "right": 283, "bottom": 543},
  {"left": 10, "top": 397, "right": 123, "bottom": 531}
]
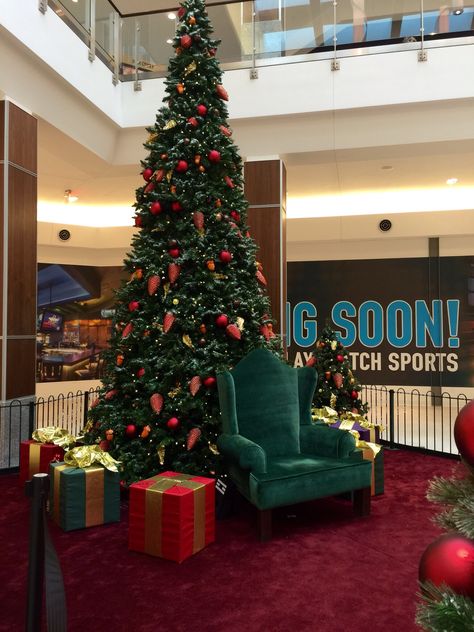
[
  {"left": 0, "top": 101, "right": 37, "bottom": 400},
  {"left": 244, "top": 160, "right": 287, "bottom": 349}
]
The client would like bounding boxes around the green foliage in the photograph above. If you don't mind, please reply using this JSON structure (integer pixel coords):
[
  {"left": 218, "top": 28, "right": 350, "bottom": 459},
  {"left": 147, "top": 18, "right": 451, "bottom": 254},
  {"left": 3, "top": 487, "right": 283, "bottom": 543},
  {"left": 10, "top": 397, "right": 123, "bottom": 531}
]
[
  {"left": 310, "top": 324, "right": 368, "bottom": 416},
  {"left": 83, "top": 0, "right": 281, "bottom": 483},
  {"left": 416, "top": 583, "right": 474, "bottom": 631},
  {"left": 427, "top": 473, "right": 474, "bottom": 539}
]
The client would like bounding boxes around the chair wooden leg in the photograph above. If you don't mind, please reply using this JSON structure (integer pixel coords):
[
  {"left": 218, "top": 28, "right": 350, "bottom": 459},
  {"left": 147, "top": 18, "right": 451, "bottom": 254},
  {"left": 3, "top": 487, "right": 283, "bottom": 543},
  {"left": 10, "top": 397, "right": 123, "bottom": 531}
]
[
  {"left": 353, "top": 487, "right": 371, "bottom": 517},
  {"left": 258, "top": 509, "right": 272, "bottom": 541}
]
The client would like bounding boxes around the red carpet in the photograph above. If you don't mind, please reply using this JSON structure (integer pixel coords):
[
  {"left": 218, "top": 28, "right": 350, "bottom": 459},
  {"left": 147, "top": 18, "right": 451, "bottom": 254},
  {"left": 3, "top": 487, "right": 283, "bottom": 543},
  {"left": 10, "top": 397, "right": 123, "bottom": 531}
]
[{"left": 0, "top": 450, "right": 460, "bottom": 632}]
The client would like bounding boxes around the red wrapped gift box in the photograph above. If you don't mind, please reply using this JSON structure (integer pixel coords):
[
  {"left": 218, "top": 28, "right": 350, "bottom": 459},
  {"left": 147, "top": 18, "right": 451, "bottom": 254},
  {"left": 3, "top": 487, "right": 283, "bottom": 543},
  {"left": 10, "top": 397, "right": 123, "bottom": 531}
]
[
  {"left": 129, "top": 471, "right": 215, "bottom": 563},
  {"left": 19, "top": 440, "right": 64, "bottom": 484}
]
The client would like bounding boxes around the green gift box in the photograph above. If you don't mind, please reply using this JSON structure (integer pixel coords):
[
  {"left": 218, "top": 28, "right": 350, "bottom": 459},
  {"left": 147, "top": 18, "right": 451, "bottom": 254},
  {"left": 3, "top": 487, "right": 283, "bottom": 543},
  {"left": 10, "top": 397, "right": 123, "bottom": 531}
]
[{"left": 49, "top": 461, "right": 120, "bottom": 531}]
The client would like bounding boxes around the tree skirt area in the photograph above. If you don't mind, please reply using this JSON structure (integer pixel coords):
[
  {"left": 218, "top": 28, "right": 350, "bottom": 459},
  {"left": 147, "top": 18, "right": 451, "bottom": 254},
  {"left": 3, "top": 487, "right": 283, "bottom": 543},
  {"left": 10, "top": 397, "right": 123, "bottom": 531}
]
[{"left": 0, "top": 450, "right": 459, "bottom": 632}]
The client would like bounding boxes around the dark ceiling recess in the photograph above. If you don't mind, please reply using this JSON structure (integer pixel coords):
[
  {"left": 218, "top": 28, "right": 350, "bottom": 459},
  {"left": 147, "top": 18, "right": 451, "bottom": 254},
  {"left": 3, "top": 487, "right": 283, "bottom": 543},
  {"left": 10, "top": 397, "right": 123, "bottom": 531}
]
[
  {"left": 58, "top": 229, "right": 71, "bottom": 241},
  {"left": 379, "top": 219, "right": 392, "bottom": 232}
]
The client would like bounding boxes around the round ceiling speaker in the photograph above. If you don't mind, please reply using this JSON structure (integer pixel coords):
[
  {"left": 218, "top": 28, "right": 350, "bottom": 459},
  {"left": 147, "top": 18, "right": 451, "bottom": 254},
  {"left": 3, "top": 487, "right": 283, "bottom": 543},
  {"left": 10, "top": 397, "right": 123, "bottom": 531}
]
[
  {"left": 379, "top": 219, "right": 392, "bottom": 232},
  {"left": 58, "top": 229, "right": 71, "bottom": 241}
]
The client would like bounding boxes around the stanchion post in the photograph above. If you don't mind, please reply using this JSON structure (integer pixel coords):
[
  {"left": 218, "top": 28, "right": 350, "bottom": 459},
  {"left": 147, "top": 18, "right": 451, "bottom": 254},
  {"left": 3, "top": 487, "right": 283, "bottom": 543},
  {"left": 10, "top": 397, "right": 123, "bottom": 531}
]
[
  {"left": 389, "top": 389, "right": 395, "bottom": 449},
  {"left": 25, "top": 473, "right": 49, "bottom": 632}
]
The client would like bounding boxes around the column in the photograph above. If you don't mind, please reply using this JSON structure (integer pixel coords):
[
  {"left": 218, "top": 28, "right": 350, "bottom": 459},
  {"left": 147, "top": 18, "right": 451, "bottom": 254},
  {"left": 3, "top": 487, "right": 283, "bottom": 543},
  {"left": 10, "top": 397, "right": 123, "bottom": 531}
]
[
  {"left": 244, "top": 159, "right": 287, "bottom": 349},
  {"left": 0, "top": 100, "right": 37, "bottom": 401}
]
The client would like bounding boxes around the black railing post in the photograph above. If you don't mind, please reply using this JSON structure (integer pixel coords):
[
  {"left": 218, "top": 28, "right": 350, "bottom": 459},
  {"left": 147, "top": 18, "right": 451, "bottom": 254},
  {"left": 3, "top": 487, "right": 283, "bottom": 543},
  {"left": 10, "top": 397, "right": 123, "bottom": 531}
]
[
  {"left": 82, "top": 391, "right": 90, "bottom": 429},
  {"left": 28, "top": 400, "right": 36, "bottom": 439},
  {"left": 25, "top": 473, "right": 49, "bottom": 632},
  {"left": 389, "top": 389, "right": 395, "bottom": 449}
]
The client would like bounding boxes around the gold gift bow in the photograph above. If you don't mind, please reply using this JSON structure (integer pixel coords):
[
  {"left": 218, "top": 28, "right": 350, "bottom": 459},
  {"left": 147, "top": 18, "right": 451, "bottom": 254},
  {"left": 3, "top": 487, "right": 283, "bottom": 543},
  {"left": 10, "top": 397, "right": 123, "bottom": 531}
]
[
  {"left": 312, "top": 408, "right": 384, "bottom": 433},
  {"left": 144, "top": 473, "right": 206, "bottom": 557},
  {"left": 312, "top": 406, "right": 338, "bottom": 422},
  {"left": 32, "top": 426, "right": 76, "bottom": 448},
  {"left": 64, "top": 445, "right": 121, "bottom": 472}
]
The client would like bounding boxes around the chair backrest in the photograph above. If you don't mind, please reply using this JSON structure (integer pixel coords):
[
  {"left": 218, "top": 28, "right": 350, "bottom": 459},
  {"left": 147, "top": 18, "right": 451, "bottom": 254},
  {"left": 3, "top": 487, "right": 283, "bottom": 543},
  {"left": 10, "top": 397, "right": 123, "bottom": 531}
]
[{"left": 228, "top": 348, "right": 302, "bottom": 456}]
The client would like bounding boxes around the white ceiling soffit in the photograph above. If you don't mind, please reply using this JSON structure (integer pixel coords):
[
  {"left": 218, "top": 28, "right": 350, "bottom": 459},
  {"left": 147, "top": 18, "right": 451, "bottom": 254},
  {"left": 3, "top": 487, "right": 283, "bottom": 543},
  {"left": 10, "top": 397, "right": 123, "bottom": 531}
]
[{"left": 110, "top": 0, "right": 238, "bottom": 15}]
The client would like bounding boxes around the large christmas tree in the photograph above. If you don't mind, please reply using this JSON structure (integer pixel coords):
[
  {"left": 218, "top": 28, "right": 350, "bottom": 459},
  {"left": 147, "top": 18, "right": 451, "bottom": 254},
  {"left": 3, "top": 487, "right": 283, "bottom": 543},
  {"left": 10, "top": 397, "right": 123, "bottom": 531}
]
[
  {"left": 309, "top": 323, "right": 368, "bottom": 416},
  {"left": 416, "top": 401, "right": 474, "bottom": 630},
  {"left": 84, "top": 0, "right": 280, "bottom": 483}
]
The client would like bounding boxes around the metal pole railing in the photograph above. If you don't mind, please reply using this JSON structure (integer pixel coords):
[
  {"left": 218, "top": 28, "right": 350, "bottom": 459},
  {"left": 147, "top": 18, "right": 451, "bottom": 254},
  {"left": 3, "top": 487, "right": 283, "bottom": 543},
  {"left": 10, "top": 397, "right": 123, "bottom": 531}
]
[
  {"left": 388, "top": 388, "right": 395, "bottom": 448},
  {"left": 250, "top": 1, "right": 258, "bottom": 79},
  {"left": 88, "top": 0, "right": 96, "bottom": 62},
  {"left": 134, "top": 19, "right": 142, "bottom": 91},
  {"left": 331, "top": 0, "right": 340, "bottom": 71},
  {"left": 25, "top": 474, "right": 48, "bottom": 632},
  {"left": 419, "top": 0, "right": 427, "bottom": 61},
  {"left": 112, "top": 10, "right": 120, "bottom": 85}
]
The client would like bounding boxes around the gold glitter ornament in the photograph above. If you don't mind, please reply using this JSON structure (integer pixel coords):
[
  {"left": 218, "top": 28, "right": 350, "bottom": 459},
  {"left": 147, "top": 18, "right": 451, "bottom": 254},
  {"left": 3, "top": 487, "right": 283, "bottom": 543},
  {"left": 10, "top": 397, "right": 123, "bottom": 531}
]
[
  {"left": 182, "top": 334, "right": 194, "bottom": 348},
  {"left": 184, "top": 60, "right": 197, "bottom": 76},
  {"left": 163, "top": 119, "right": 177, "bottom": 130},
  {"left": 172, "top": 298, "right": 179, "bottom": 305},
  {"left": 209, "top": 444, "right": 220, "bottom": 455},
  {"left": 157, "top": 444, "right": 166, "bottom": 465}
]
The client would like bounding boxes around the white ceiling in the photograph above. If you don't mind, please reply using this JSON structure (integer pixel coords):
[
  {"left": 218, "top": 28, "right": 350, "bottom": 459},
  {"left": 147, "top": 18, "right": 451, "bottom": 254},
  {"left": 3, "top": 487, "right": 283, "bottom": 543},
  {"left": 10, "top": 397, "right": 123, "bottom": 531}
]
[{"left": 38, "top": 118, "right": 474, "bottom": 213}]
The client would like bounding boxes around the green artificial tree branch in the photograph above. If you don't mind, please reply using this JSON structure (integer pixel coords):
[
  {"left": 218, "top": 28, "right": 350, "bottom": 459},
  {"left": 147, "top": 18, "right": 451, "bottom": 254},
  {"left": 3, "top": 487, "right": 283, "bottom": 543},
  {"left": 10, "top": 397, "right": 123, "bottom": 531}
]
[{"left": 416, "top": 583, "right": 474, "bottom": 632}]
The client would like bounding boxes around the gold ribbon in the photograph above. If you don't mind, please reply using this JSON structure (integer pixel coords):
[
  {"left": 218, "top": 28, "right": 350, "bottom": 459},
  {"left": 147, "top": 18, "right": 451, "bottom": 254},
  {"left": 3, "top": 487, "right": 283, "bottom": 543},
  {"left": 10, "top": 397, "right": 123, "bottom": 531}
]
[
  {"left": 32, "top": 426, "right": 75, "bottom": 448},
  {"left": 340, "top": 412, "right": 384, "bottom": 432},
  {"left": 52, "top": 463, "right": 104, "bottom": 527},
  {"left": 64, "top": 445, "right": 120, "bottom": 472},
  {"left": 144, "top": 473, "right": 206, "bottom": 557},
  {"left": 29, "top": 443, "right": 42, "bottom": 479},
  {"left": 356, "top": 440, "right": 382, "bottom": 494},
  {"left": 52, "top": 463, "right": 68, "bottom": 524},
  {"left": 312, "top": 406, "right": 338, "bottom": 423}
]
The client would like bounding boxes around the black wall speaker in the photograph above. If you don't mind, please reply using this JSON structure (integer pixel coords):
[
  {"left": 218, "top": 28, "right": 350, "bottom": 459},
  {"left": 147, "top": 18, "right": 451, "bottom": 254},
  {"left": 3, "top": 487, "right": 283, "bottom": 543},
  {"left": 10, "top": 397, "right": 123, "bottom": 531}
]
[
  {"left": 58, "top": 229, "right": 71, "bottom": 241},
  {"left": 379, "top": 219, "right": 392, "bottom": 232}
]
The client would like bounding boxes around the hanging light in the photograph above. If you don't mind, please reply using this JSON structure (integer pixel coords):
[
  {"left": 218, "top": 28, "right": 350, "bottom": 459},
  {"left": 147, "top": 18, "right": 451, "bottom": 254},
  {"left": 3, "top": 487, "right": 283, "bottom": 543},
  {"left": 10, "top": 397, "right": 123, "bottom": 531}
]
[{"left": 64, "top": 189, "right": 78, "bottom": 203}]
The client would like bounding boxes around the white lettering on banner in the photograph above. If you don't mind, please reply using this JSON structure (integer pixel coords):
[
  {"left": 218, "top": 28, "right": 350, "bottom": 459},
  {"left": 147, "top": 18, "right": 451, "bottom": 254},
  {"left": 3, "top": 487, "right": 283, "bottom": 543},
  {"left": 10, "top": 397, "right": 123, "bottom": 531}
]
[{"left": 293, "top": 351, "right": 459, "bottom": 373}]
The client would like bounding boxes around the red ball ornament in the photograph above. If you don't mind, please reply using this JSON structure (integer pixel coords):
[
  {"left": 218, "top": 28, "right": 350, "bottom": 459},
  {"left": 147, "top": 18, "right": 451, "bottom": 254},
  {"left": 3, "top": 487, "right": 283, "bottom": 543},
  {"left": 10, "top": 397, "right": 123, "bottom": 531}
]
[
  {"left": 208, "top": 150, "right": 221, "bottom": 163},
  {"left": 454, "top": 400, "right": 474, "bottom": 466},
  {"left": 180, "top": 34, "right": 192, "bottom": 49},
  {"left": 167, "top": 417, "right": 180, "bottom": 429},
  {"left": 136, "top": 367, "right": 145, "bottom": 378},
  {"left": 351, "top": 390, "right": 358, "bottom": 400},
  {"left": 215, "top": 314, "right": 229, "bottom": 328},
  {"left": 187, "top": 116, "right": 199, "bottom": 128},
  {"left": 134, "top": 216, "right": 142, "bottom": 227},
  {"left": 230, "top": 210, "right": 241, "bottom": 222},
  {"left": 178, "top": 6, "right": 186, "bottom": 18},
  {"left": 150, "top": 201, "right": 162, "bottom": 215},
  {"left": 219, "top": 250, "right": 232, "bottom": 264},
  {"left": 99, "top": 439, "right": 110, "bottom": 452},
  {"left": 128, "top": 300, "right": 140, "bottom": 312},
  {"left": 196, "top": 104, "right": 207, "bottom": 116},
  {"left": 203, "top": 376, "right": 216, "bottom": 388},
  {"left": 142, "top": 168, "right": 153, "bottom": 181},
  {"left": 175, "top": 160, "right": 188, "bottom": 173},
  {"left": 125, "top": 424, "right": 137, "bottom": 438},
  {"left": 419, "top": 533, "right": 474, "bottom": 599},
  {"left": 168, "top": 248, "right": 180, "bottom": 258},
  {"left": 336, "top": 354, "right": 344, "bottom": 362},
  {"left": 171, "top": 201, "right": 183, "bottom": 212}
]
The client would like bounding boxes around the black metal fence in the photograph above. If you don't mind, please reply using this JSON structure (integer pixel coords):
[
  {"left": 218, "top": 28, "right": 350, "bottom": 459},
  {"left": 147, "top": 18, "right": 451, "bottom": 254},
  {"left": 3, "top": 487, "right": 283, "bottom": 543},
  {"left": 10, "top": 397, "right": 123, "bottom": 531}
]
[
  {"left": 361, "top": 385, "right": 470, "bottom": 457},
  {"left": 1, "top": 384, "right": 470, "bottom": 472},
  {"left": 0, "top": 388, "right": 100, "bottom": 472}
]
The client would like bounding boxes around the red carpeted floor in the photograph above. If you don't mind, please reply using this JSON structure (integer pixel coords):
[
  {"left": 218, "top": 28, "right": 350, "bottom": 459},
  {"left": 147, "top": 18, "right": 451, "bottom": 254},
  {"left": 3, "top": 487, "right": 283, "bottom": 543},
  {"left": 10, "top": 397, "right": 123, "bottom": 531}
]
[{"left": 0, "top": 450, "right": 460, "bottom": 632}]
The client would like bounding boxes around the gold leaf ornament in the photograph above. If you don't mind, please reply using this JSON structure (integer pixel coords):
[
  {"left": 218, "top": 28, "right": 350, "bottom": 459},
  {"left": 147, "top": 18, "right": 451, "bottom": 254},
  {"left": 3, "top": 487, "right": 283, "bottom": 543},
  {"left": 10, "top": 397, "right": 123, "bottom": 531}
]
[
  {"left": 209, "top": 444, "right": 220, "bottom": 455},
  {"left": 166, "top": 170, "right": 173, "bottom": 182},
  {"left": 157, "top": 444, "right": 166, "bottom": 465},
  {"left": 182, "top": 334, "right": 194, "bottom": 348},
  {"left": 236, "top": 317, "right": 245, "bottom": 332},
  {"left": 147, "top": 132, "right": 158, "bottom": 143},
  {"left": 163, "top": 282, "right": 170, "bottom": 298},
  {"left": 163, "top": 119, "right": 177, "bottom": 130},
  {"left": 184, "top": 60, "right": 197, "bottom": 76}
]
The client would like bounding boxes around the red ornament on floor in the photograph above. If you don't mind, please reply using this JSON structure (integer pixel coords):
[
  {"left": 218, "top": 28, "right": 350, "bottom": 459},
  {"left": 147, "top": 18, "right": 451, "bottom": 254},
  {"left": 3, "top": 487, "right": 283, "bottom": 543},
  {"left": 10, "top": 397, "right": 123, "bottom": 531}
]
[
  {"left": 454, "top": 400, "right": 474, "bottom": 466},
  {"left": 419, "top": 533, "right": 474, "bottom": 599}
]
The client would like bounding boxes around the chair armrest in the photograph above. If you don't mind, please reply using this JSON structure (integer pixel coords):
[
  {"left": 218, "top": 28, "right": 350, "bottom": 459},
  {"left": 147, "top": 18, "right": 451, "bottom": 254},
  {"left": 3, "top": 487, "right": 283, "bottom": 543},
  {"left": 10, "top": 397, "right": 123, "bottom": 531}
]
[
  {"left": 300, "top": 423, "right": 356, "bottom": 459},
  {"left": 217, "top": 434, "right": 267, "bottom": 474}
]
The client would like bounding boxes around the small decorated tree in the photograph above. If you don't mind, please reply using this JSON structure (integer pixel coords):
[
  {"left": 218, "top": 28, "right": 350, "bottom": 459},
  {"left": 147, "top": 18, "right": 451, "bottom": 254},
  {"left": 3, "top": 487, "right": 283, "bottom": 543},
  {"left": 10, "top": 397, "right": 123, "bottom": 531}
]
[
  {"left": 416, "top": 401, "right": 474, "bottom": 630},
  {"left": 83, "top": 0, "right": 280, "bottom": 484},
  {"left": 308, "top": 323, "right": 368, "bottom": 416}
]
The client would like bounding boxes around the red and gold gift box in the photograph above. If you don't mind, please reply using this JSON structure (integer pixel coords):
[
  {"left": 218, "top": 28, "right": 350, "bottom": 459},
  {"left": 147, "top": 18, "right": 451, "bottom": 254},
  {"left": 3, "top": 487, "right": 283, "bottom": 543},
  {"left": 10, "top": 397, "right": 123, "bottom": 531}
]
[
  {"left": 19, "top": 440, "right": 64, "bottom": 485},
  {"left": 129, "top": 471, "right": 215, "bottom": 563}
]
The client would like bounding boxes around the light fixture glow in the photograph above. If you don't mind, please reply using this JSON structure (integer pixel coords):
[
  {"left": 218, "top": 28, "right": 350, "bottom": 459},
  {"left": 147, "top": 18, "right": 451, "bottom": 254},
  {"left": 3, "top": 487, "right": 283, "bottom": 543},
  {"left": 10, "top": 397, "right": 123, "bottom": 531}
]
[
  {"left": 446, "top": 178, "right": 458, "bottom": 185},
  {"left": 167, "top": 12, "right": 176, "bottom": 19},
  {"left": 39, "top": 202, "right": 135, "bottom": 227},
  {"left": 64, "top": 189, "right": 78, "bottom": 203},
  {"left": 166, "top": 38, "right": 173, "bottom": 44}
]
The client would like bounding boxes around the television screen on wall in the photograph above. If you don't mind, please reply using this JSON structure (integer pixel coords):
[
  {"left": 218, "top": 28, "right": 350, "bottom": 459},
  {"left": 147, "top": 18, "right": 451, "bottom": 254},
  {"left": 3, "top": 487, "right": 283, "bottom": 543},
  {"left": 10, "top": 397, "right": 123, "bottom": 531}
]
[{"left": 40, "top": 310, "right": 63, "bottom": 332}]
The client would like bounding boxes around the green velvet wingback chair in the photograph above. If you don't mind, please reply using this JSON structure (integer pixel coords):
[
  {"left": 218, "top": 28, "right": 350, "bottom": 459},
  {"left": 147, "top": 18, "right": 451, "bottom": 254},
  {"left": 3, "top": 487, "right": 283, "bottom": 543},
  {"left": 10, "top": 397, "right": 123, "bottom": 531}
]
[{"left": 217, "top": 348, "right": 372, "bottom": 540}]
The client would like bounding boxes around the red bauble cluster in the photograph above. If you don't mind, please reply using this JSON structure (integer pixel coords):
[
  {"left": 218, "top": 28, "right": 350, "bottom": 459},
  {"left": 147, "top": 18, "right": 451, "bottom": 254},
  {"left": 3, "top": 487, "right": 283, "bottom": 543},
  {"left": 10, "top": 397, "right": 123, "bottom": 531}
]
[
  {"left": 208, "top": 150, "right": 221, "bottom": 163},
  {"left": 150, "top": 201, "right": 162, "bottom": 215},
  {"left": 175, "top": 160, "right": 188, "bottom": 173},
  {"left": 215, "top": 314, "right": 228, "bottom": 328},
  {"left": 419, "top": 533, "right": 474, "bottom": 599},
  {"left": 454, "top": 400, "right": 474, "bottom": 466}
]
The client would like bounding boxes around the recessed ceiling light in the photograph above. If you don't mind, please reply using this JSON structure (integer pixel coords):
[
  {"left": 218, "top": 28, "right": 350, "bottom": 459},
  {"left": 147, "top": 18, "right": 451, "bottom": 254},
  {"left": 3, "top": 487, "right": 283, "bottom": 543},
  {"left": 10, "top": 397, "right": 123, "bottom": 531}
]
[
  {"left": 167, "top": 12, "right": 176, "bottom": 19},
  {"left": 453, "top": 9, "right": 464, "bottom": 15},
  {"left": 446, "top": 178, "right": 458, "bottom": 185},
  {"left": 64, "top": 189, "right": 78, "bottom": 203},
  {"left": 381, "top": 165, "right": 393, "bottom": 171},
  {"left": 166, "top": 39, "right": 173, "bottom": 44}
]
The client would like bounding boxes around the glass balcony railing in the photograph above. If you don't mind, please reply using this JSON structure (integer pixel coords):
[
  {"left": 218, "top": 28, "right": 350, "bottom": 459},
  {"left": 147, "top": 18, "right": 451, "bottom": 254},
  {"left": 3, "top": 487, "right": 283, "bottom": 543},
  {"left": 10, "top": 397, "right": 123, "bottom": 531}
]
[{"left": 47, "top": 0, "right": 474, "bottom": 85}]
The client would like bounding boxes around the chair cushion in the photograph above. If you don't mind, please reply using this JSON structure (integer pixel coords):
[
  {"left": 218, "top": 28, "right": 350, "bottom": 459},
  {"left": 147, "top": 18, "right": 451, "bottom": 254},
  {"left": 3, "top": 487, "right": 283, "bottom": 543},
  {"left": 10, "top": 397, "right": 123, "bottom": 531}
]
[
  {"left": 231, "top": 349, "right": 300, "bottom": 456},
  {"left": 248, "top": 454, "right": 372, "bottom": 510}
]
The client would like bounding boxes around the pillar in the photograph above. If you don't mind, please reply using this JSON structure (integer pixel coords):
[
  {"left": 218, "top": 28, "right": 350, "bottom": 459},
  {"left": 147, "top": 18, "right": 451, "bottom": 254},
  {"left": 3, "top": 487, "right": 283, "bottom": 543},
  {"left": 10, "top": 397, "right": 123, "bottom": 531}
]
[
  {"left": 244, "top": 159, "right": 287, "bottom": 349},
  {"left": 0, "top": 100, "right": 37, "bottom": 401}
]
